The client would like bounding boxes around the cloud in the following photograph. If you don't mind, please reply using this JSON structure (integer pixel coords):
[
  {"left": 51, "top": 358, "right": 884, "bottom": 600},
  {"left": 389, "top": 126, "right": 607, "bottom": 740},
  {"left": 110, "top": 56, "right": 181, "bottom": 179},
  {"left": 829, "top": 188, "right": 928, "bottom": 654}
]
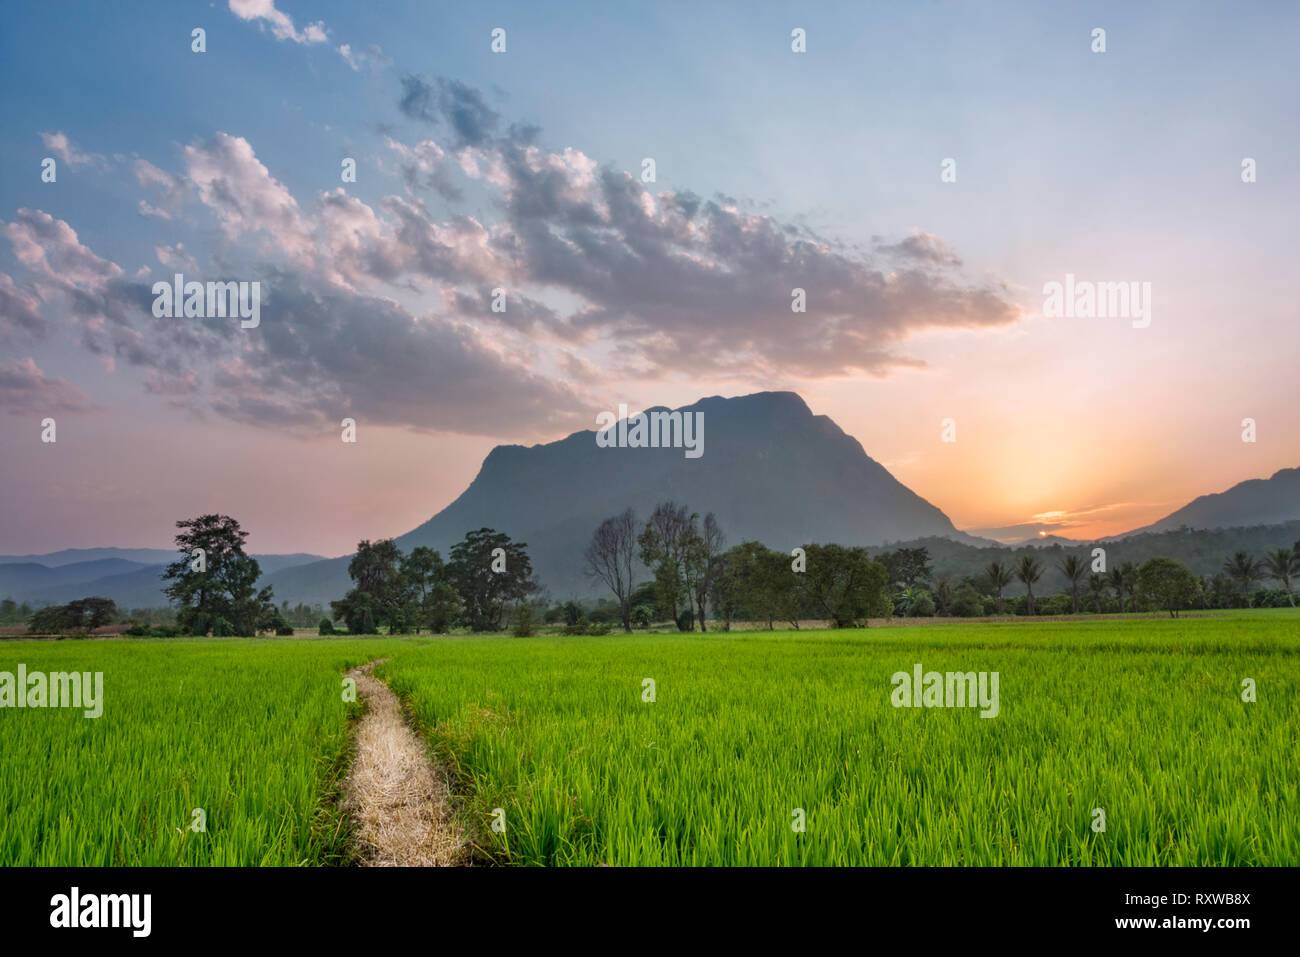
[
  {"left": 132, "top": 159, "right": 188, "bottom": 220},
  {"left": 338, "top": 42, "right": 388, "bottom": 72},
  {"left": 0, "top": 358, "right": 101, "bottom": 415},
  {"left": 39, "top": 131, "right": 103, "bottom": 170},
  {"left": 379, "top": 78, "right": 1023, "bottom": 377},
  {"left": 398, "top": 75, "right": 501, "bottom": 147},
  {"left": 385, "top": 137, "right": 462, "bottom": 200},
  {"left": 228, "top": 0, "right": 326, "bottom": 44},
  {"left": 154, "top": 243, "right": 199, "bottom": 273},
  {"left": 875, "top": 229, "right": 962, "bottom": 267},
  {"left": 0, "top": 272, "right": 45, "bottom": 344},
  {"left": 4, "top": 76, "right": 1025, "bottom": 439},
  {"left": 203, "top": 279, "right": 589, "bottom": 435},
  {"left": 2, "top": 209, "right": 122, "bottom": 286},
  {"left": 182, "top": 133, "right": 312, "bottom": 262}
]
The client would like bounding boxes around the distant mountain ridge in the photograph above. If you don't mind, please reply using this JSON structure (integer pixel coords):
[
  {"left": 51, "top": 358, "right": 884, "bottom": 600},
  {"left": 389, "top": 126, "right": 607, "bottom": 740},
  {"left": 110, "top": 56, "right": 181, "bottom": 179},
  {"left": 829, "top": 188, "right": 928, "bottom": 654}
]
[
  {"left": 0, "top": 552, "right": 327, "bottom": 607},
  {"left": 1125, "top": 467, "right": 1300, "bottom": 536}
]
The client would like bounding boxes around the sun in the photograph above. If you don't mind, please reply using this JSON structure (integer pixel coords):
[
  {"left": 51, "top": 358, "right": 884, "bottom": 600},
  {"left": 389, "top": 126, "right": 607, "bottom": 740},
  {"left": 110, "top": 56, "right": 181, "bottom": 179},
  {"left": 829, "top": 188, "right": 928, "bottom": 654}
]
[{"left": 1038, "top": 530, "right": 1047, "bottom": 537}]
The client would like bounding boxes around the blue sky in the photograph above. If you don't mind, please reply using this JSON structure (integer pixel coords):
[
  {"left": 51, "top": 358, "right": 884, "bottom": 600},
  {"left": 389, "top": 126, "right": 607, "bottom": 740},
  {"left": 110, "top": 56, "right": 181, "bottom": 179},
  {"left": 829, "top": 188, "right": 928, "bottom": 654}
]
[{"left": 1, "top": 1, "right": 1297, "bottom": 553}]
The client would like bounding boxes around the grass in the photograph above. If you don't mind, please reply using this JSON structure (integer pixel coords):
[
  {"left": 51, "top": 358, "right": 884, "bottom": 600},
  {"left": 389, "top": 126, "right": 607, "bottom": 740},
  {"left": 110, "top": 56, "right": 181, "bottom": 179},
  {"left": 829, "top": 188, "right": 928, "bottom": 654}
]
[
  {"left": 1, "top": 613, "right": 1295, "bottom": 866},
  {"left": 0, "top": 638, "right": 411, "bottom": 865},
  {"left": 378, "top": 613, "right": 1299, "bottom": 865}
]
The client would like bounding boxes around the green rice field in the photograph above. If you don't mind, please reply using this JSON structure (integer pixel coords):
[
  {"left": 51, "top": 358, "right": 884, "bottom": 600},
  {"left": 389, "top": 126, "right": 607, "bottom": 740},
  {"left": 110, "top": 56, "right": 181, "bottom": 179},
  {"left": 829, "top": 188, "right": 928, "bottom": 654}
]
[{"left": 1, "top": 612, "right": 1296, "bottom": 866}]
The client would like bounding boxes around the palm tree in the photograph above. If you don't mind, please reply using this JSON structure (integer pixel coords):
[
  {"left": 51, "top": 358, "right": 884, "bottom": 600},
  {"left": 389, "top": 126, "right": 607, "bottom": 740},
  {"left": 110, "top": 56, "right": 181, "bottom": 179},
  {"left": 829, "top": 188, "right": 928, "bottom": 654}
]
[
  {"left": 984, "top": 560, "right": 1014, "bottom": 615},
  {"left": 1107, "top": 566, "right": 1126, "bottom": 613},
  {"left": 1223, "top": 551, "right": 1261, "bottom": 600},
  {"left": 1086, "top": 573, "right": 1107, "bottom": 613},
  {"left": 1016, "top": 555, "right": 1043, "bottom": 615},
  {"left": 1260, "top": 548, "right": 1299, "bottom": 606},
  {"left": 1057, "top": 555, "right": 1086, "bottom": 614}
]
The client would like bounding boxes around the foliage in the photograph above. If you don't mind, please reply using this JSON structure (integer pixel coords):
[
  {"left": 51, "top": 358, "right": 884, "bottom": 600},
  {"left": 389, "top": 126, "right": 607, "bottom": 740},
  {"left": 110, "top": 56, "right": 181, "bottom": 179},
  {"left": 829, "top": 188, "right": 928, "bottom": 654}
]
[{"left": 162, "top": 514, "right": 274, "bottom": 637}]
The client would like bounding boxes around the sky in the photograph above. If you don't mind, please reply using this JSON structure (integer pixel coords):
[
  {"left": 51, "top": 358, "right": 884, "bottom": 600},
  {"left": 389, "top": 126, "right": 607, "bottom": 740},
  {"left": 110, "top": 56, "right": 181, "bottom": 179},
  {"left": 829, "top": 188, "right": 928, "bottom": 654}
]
[{"left": 1, "top": 0, "right": 1297, "bottom": 556}]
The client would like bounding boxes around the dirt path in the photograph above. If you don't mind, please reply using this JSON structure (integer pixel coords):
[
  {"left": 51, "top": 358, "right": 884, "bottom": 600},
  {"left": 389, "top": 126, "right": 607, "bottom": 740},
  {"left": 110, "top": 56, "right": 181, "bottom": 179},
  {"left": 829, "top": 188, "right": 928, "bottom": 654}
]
[{"left": 344, "top": 660, "right": 466, "bottom": 866}]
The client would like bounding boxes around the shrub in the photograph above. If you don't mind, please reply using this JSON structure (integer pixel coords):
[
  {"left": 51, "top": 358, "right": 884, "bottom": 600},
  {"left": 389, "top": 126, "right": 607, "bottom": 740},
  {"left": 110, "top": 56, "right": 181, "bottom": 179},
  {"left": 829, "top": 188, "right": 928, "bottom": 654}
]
[
  {"left": 562, "top": 619, "right": 589, "bottom": 636},
  {"left": 275, "top": 623, "right": 295, "bottom": 636},
  {"left": 631, "top": 604, "right": 653, "bottom": 628},
  {"left": 910, "top": 594, "right": 936, "bottom": 617},
  {"left": 950, "top": 585, "right": 984, "bottom": 618},
  {"left": 318, "top": 618, "right": 335, "bottom": 636},
  {"left": 511, "top": 604, "right": 537, "bottom": 637},
  {"left": 676, "top": 609, "right": 695, "bottom": 632},
  {"left": 586, "top": 622, "right": 611, "bottom": 636}
]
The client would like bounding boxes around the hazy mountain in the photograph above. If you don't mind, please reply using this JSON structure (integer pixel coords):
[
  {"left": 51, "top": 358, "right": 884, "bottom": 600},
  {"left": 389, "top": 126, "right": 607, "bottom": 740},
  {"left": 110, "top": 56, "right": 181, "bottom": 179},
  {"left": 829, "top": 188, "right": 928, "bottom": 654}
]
[
  {"left": 0, "top": 552, "right": 328, "bottom": 607},
  {"left": 266, "top": 391, "right": 974, "bottom": 602},
  {"left": 1125, "top": 467, "right": 1300, "bottom": 536},
  {"left": 0, "top": 547, "right": 179, "bottom": 567}
]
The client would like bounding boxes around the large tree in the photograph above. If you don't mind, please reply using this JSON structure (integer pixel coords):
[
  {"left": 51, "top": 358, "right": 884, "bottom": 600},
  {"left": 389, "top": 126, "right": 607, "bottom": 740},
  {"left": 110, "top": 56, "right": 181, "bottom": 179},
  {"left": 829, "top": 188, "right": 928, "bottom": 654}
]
[
  {"left": 1135, "top": 557, "right": 1202, "bottom": 618},
  {"left": 331, "top": 539, "right": 405, "bottom": 634},
  {"left": 584, "top": 509, "right": 638, "bottom": 633},
  {"left": 683, "top": 513, "right": 725, "bottom": 632},
  {"left": 447, "top": 528, "right": 537, "bottom": 632},
  {"left": 803, "top": 544, "right": 891, "bottom": 628},
  {"left": 162, "top": 514, "right": 274, "bottom": 636},
  {"left": 637, "top": 501, "right": 694, "bottom": 623},
  {"left": 399, "top": 546, "right": 461, "bottom": 633}
]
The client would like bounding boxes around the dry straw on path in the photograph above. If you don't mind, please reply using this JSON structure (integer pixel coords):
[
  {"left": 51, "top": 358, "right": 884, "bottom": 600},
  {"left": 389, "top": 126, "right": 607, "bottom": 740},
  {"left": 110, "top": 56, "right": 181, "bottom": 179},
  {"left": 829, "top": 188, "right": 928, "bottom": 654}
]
[{"left": 344, "top": 660, "right": 465, "bottom": 866}]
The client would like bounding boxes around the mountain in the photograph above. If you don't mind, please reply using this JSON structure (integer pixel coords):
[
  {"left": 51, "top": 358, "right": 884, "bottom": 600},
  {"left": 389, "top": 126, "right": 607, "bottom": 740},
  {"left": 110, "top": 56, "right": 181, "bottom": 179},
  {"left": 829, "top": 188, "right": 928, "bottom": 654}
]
[
  {"left": 266, "top": 391, "right": 974, "bottom": 602},
  {"left": 0, "top": 552, "right": 328, "bottom": 607},
  {"left": 0, "top": 547, "right": 179, "bottom": 567},
  {"left": 1126, "top": 467, "right": 1300, "bottom": 536}
]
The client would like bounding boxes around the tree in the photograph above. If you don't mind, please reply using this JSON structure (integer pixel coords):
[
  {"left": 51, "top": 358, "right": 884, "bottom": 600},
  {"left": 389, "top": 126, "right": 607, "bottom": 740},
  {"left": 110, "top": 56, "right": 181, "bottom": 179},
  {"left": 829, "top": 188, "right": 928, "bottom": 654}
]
[
  {"left": 1260, "top": 548, "right": 1299, "bottom": 607},
  {"left": 1107, "top": 566, "right": 1127, "bottom": 612},
  {"left": 1016, "top": 555, "right": 1043, "bottom": 615},
  {"left": 984, "top": 560, "right": 1014, "bottom": 615},
  {"left": 683, "top": 513, "right": 725, "bottom": 631},
  {"left": 1086, "top": 572, "right": 1108, "bottom": 613},
  {"left": 447, "top": 528, "right": 537, "bottom": 632},
  {"left": 1223, "top": 551, "right": 1262, "bottom": 599},
  {"left": 879, "top": 547, "right": 932, "bottom": 589},
  {"left": 1135, "top": 557, "right": 1202, "bottom": 618},
  {"left": 949, "top": 584, "right": 984, "bottom": 617},
  {"left": 25, "top": 599, "right": 115, "bottom": 635},
  {"left": 1056, "top": 555, "right": 1086, "bottom": 614},
  {"left": 802, "top": 544, "right": 891, "bottom": 627},
  {"left": 162, "top": 514, "right": 274, "bottom": 637},
  {"left": 331, "top": 539, "right": 404, "bottom": 634},
  {"left": 637, "top": 501, "right": 693, "bottom": 623},
  {"left": 584, "top": 508, "right": 638, "bottom": 633},
  {"left": 400, "top": 546, "right": 460, "bottom": 633},
  {"left": 932, "top": 575, "right": 955, "bottom": 616},
  {"left": 1120, "top": 562, "right": 1139, "bottom": 613}
]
